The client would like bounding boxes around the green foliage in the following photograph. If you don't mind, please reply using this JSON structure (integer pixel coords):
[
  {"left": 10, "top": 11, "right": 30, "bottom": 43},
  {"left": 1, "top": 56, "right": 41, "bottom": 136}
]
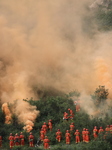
[
  {"left": 0, "top": 90, "right": 112, "bottom": 149},
  {"left": 95, "top": 8, "right": 112, "bottom": 31},
  {"left": 91, "top": 86, "right": 109, "bottom": 107},
  {"left": 28, "top": 95, "right": 75, "bottom": 123},
  {"left": 87, "top": 140, "right": 111, "bottom": 150},
  {"left": 12, "top": 145, "right": 42, "bottom": 150},
  {"left": 0, "top": 108, "right": 5, "bottom": 124},
  {"left": 89, "top": 2, "right": 112, "bottom": 32},
  {"left": 83, "top": 3, "right": 112, "bottom": 34},
  {"left": 66, "top": 90, "right": 81, "bottom": 98}
]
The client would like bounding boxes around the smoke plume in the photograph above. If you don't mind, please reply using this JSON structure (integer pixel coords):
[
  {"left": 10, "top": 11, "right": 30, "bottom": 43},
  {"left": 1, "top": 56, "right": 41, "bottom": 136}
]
[
  {"left": 0, "top": 0, "right": 112, "bottom": 123},
  {"left": 2, "top": 103, "right": 12, "bottom": 124}
]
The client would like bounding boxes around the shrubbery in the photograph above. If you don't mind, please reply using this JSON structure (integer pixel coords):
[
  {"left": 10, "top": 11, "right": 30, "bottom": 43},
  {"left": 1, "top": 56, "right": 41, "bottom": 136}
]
[{"left": 0, "top": 91, "right": 112, "bottom": 149}]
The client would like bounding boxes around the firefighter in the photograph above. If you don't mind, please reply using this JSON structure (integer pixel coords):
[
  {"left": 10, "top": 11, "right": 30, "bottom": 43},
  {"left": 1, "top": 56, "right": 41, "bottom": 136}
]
[
  {"left": 65, "top": 130, "right": 71, "bottom": 144},
  {"left": 63, "top": 112, "right": 69, "bottom": 121},
  {"left": 43, "top": 136, "right": 50, "bottom": 149},
  {"left": 48, "top": 119, "right": 53, "bottom": 131},
  {"left": 85, "top": 129, "right": 90, "bottom": 143},
  {"left": 98, "top": 127, "right": 104, "bottom": 134},
  {"left": 9, "top": 133, "right": 14, "bottom": 149},
  {"left": 68, "top": 108, "right": 74, "bottom": 120},
  {"left": 40, "top": 128, "right": 45, "bottom": 142},
  {"left": 93, "top": 126, "right": 98, "bottom": 138},
  {"left": 70, "top": 123, "right": 75, "bottom": 131},
  {"left": 42, "top": 122, "right": 48, "bottom": 135},
  {"left": 0, "top": 136, "right": 2, "bottom": 147},
  {"left": 56, "top": 129, "right": 62, "bottom": 142},
  {"left": 74, "top": 129, "right": 80, "bottom": 143},
  {"left": 74, "top": 101, "right": 80, "bottom": 112},
  {"left": 28, "top": 132, "right": 34, "bottom": 147},
  {"left": 14, "top": 133, "right": 20, "bottom": 146},
  {"left": 19, "top": 132, "right": 25, "bottom": 146},
  {"left": 105, "top": 125, "right": 110, "bottom": 132},
  {"left": 82, "top": 128, "right": 86, "bottom": 142}
]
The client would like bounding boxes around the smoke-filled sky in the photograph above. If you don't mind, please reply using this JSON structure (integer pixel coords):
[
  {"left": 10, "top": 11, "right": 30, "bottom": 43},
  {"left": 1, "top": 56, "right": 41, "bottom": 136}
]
[{"left": 0, "top": 0, "right": 112, "bottom": 102}]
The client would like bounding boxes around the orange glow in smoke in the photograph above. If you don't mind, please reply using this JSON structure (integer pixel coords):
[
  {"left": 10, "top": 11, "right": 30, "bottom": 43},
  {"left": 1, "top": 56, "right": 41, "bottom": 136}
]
[{"left": 2, "top": 103, "right": 12, "bottom": 124}]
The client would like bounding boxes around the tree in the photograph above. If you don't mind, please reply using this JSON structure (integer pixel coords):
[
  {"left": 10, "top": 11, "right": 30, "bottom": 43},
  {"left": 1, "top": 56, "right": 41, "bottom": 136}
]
[{"left": 91, "top": 85, "right": 109, "bottom": 107}]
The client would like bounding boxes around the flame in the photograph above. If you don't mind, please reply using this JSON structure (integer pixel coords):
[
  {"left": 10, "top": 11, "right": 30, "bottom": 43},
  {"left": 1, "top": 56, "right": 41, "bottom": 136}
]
[{"left": 2, "top": 103, "right": 12, "bottom": 124}]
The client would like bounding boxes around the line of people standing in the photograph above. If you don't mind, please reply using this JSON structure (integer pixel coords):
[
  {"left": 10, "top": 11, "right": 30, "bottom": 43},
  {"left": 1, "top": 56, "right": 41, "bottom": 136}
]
[{"left": 8, "top": 132, "right": 25, "bottom": 149}]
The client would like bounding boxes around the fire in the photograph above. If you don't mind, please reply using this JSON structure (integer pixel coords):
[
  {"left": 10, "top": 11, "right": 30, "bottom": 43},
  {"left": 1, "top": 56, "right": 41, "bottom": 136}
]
[{"left": 2, "top": 103, "right": 12, "bottom": 124}]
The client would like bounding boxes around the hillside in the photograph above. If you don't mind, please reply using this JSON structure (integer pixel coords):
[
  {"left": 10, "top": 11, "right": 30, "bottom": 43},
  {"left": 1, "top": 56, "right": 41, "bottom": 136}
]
[{"left": 1, "top": 88, "right": 112, "bottom": 150}]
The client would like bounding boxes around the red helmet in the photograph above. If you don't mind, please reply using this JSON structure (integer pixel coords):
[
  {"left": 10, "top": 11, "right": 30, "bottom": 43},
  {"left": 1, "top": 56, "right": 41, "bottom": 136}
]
[
  {"left": 86, "top": 129, "right": 88, "bottom": 131},
  {"left": 58, "top": 129, "right": 60, "bottom": 131},
  {"left": 100, "top": 127, "right": 102, "bottom": 129}
]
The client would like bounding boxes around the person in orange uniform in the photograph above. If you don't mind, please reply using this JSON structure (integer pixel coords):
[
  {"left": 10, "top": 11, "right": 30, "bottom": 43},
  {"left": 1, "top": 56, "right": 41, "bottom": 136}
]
[
  {"left": 0, "top": 136, "right": 2, "bottom": 148},
  {"left": 65, "top": 130, "right": 71, "bottom": 144},
  {"left": 48, "top": 120, "right": 53, "bottom": 131},
  {"left": 98, "top": 127, "right": 104, "bottom": 134},
  {"left": 42, "top": 122, "right": 48, "bottom": 135},
  {"left": 40, "top": 128, "right": 45, "bottom": 142},
  {"left": 19, "top": 132, "right": 25, "bottom": 146},
  {"left": 43, "top": 136, "right": 50, "bottom": 149},
  {"left": 74, "top": 129, "right": 80, "bottom": 143},
  {"left": 74, "top": 101, "right": 80, "bottom": 112},
  {"left": 9, "top": 133, "right": 14, "bottom": 149},
  {"left": 109, "top": 125, "right": 112, "bottom": 133},
  {"left": 28, "top": 132, "right": 34, "bottom": 147},
  {"left": 68, "top": 108, "right": 74, "bottom": 120},
  {"left": 14, "top": 133, "right": 20, "bottom": 146},
  {"left": 82, "top": 128, "right": 86, "bottom": 142},
  {"left": 93, "top": 126, "right": 98, "bottom": 138},
  {"left": 56, "top": 129, "right": 62, "bottom": 142},
  {"left": 105, "top": 125, "right": 110, "bottom": 132},
  {"left": 70, "top": 123, "right": 75, "bottom": 132},
  {"left": 85, "top": 129, "right": 90, "bottom": 143},
  {"left": 63, "top": 112, "right": 69, "bottom": 121}
]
